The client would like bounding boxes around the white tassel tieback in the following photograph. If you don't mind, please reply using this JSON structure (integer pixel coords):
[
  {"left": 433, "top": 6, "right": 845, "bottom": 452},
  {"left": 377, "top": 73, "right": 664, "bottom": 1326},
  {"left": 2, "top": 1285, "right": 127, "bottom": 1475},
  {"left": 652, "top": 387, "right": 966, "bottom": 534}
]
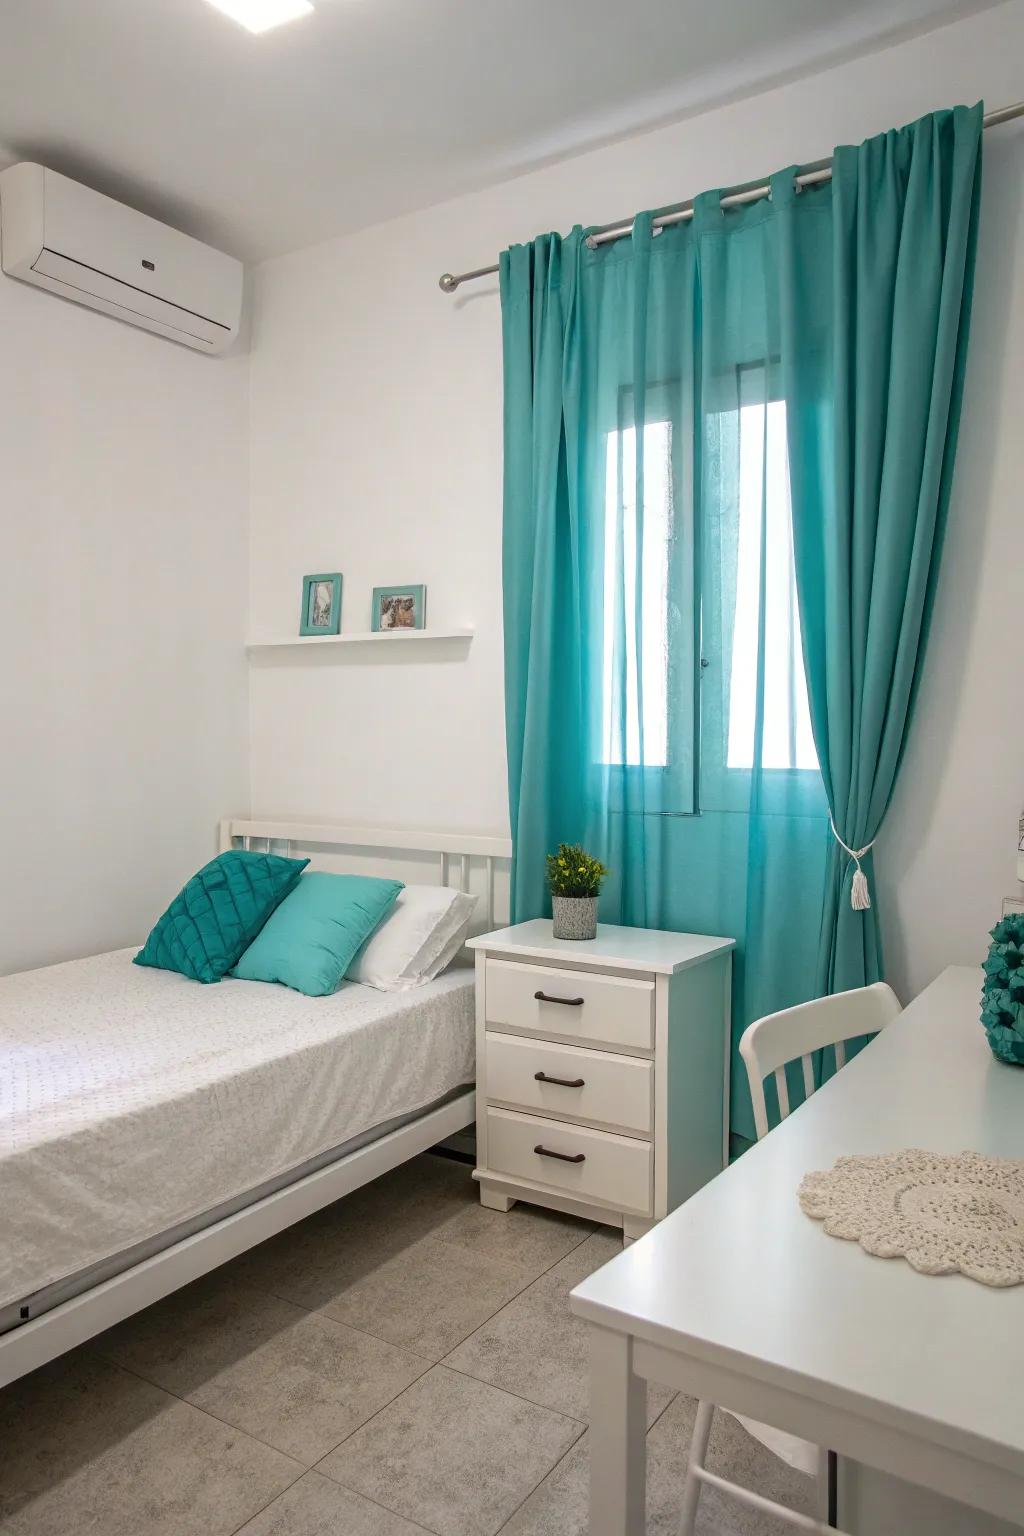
[{"left": 829, "top": 816, "right": 876, "bottom": 911}]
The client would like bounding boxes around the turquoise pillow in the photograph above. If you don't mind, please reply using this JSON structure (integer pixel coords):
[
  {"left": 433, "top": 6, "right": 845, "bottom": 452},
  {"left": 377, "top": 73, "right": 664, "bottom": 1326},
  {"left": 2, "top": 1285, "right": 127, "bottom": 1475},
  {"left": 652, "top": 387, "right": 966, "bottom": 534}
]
[
  {"left": 135, "top": 850, "right": 309, "bottom": 984},
  {"left": 233, "top": 872, "right": 403, "bottom": 996}
]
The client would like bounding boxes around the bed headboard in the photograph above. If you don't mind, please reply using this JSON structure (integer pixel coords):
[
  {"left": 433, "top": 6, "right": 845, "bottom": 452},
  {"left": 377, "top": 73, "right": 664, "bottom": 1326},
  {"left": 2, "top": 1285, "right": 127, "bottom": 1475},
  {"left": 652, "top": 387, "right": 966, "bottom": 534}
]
[{"left": 219, "top": 818, "right": 513, "bottom": 933}]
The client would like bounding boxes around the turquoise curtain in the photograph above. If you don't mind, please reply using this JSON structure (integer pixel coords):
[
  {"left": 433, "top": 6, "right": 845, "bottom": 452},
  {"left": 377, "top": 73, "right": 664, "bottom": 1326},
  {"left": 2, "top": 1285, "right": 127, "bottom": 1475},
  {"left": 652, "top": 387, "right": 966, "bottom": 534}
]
[
  {"left": 780, "top": 106, "right": 982, "bottom": 996},
  {"left": 500, "top": 107, "right": 981, "bottom": 1141}
]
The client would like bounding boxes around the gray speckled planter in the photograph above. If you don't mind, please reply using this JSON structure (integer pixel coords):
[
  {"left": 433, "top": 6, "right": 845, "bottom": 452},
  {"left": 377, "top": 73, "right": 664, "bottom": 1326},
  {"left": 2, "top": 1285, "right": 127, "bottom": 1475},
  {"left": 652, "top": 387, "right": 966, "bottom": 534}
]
[{"left": 551, "top": 896, "right": 598, "bottom": 941}]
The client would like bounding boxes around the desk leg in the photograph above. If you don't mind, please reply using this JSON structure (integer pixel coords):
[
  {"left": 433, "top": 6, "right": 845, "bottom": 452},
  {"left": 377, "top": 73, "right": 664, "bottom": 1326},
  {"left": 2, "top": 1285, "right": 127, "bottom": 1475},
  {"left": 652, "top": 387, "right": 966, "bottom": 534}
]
[{"left": 589, "top": 1326, "right": 646, "bottom": 1536}]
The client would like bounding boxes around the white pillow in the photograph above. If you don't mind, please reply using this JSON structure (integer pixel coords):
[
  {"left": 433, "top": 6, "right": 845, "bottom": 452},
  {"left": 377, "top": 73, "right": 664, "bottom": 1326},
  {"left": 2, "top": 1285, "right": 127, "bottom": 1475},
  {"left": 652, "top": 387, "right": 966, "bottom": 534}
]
[{"left": 347, "top": 884, "right": 476, "bottom": 991}]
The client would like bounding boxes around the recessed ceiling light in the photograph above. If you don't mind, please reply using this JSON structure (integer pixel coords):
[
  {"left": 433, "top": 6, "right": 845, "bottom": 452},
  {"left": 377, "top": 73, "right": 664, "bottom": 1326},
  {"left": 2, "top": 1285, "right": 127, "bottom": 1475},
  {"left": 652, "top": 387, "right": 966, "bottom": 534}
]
[{"left": 204, "top": 0, "right": 314, "bottom": 34}]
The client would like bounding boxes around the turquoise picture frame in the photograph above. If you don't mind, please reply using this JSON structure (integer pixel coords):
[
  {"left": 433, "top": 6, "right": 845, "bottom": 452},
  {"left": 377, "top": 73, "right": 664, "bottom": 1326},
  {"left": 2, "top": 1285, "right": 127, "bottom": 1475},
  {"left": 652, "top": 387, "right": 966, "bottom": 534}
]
[
  {"left": 300, "top": 573, "right": 342, "bottom": 636},
  {"left": 371, "top": 584, "right": 426, "bottom": 632}
]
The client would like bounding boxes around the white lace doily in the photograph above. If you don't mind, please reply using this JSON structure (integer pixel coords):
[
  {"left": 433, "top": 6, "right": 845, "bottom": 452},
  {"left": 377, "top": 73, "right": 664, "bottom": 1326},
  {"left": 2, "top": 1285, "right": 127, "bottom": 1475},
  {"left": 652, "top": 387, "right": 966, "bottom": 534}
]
[{"left": 798, "top": 1149, "right": 1024, "bottom": 1287}]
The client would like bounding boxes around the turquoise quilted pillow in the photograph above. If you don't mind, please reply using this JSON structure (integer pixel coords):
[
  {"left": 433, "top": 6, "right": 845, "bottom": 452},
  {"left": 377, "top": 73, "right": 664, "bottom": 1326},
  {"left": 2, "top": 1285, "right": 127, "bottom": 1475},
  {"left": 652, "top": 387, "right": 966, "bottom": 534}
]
[
  {"left": 233, "top": 872, "right": 403, "bottom": 996},
  {"left": 134, "top": 850, "right": 309, "bottom": 984}
]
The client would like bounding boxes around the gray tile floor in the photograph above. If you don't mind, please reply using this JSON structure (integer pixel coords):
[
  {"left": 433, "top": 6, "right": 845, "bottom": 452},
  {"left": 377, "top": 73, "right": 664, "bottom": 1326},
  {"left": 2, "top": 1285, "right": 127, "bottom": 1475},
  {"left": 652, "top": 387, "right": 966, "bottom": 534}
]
[{"left": 0, "top": 1153, "right": 815, "bottom": 1535}]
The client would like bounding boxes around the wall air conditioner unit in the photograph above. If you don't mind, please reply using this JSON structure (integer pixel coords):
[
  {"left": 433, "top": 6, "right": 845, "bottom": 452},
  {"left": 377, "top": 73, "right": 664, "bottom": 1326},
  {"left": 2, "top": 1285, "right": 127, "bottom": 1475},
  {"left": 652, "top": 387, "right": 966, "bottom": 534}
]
[{"left": 0, "top": 163, "right": 242, "bottom": 353}]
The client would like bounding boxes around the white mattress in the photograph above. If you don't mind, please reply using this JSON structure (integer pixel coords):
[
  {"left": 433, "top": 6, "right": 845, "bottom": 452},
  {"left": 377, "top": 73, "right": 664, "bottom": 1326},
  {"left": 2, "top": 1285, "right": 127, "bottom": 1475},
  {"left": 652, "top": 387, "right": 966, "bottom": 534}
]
[{"left": 0, "top": 950, "right": 476, "bottom": 1312}]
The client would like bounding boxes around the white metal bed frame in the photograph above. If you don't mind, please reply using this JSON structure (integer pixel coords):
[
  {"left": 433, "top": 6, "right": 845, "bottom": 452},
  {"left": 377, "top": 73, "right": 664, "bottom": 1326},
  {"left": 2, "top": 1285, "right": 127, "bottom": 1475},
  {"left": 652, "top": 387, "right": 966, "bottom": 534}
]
[
  {"left": 0, "top": 817, "right": 511, "bottom": 1390},
  {"left": 217, "top": 818, "right": 510, "bottom": 934}
]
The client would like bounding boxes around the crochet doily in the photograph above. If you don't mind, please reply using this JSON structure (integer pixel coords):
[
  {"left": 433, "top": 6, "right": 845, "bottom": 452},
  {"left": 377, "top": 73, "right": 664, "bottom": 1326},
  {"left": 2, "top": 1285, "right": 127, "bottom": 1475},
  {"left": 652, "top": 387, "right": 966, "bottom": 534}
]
[{"left": 798, "top": 1149, "right": 1024, "bottom": 1287}]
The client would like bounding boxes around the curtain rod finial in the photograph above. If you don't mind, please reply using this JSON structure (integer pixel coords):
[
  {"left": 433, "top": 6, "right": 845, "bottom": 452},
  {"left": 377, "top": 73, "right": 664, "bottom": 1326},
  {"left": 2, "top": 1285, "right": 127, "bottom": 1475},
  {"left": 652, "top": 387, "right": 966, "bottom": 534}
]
[{"left": 438, "top": 272, "right": 459, "bottom": 293}]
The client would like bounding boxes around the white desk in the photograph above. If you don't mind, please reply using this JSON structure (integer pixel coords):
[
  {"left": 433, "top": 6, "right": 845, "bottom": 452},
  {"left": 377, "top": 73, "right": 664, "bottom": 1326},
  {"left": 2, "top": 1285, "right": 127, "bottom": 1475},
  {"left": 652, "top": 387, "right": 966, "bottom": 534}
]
[{"left": 569, "top": 966, "right": 1024, "bottom": 1535}]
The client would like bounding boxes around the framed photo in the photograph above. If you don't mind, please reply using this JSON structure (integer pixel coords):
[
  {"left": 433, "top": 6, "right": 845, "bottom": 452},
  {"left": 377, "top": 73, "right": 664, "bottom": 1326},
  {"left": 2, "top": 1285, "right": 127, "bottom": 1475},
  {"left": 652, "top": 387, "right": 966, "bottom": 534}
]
[
  {"left": 300, "top": 573, "right": 342, "bottom": 636},
  {"left": 371, "top": 584, "right": 426, "bottom": 632}
]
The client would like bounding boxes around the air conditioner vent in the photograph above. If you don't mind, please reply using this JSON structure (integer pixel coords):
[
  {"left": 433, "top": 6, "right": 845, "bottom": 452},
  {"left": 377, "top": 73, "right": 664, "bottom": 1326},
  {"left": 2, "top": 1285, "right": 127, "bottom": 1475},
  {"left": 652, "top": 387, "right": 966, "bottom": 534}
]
[{"left": 0, "top": 163, "right": 243, "bottom": 353}]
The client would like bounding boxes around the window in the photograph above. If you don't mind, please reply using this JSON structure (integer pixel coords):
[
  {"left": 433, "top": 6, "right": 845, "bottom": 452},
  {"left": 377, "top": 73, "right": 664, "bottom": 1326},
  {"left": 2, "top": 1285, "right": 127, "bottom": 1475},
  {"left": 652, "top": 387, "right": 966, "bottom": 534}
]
[
  {"left": 600, "top": 389, "right": 818, "bottom": 798},
  {"left": 601, "top": 420, "right": 673, "bottom": 769},
  {"left": 726, "top": 400, "right": 818, "bottom": 772}
]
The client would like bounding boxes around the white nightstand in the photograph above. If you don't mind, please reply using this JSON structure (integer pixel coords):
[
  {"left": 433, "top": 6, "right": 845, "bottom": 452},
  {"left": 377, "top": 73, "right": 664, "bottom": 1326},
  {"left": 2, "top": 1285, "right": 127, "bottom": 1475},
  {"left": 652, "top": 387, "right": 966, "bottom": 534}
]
[{"left": 466, "top": 920, "right": 734, "bottom": 1243}]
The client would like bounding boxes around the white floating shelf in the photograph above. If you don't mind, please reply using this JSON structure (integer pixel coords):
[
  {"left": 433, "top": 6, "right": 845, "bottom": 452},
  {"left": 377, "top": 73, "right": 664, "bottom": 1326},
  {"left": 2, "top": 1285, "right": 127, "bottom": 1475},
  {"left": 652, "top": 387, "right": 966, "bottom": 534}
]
[{"left": 247, "top": 628, "right": 474, "bottom": 652}]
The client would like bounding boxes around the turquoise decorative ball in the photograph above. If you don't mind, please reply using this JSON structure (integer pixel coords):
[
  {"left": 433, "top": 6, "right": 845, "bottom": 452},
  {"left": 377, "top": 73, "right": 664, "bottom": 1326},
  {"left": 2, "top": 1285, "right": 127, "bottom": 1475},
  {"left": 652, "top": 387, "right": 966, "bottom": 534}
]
[{"left": 980, "top": 913, "right": 1024, "bottom": 1066}]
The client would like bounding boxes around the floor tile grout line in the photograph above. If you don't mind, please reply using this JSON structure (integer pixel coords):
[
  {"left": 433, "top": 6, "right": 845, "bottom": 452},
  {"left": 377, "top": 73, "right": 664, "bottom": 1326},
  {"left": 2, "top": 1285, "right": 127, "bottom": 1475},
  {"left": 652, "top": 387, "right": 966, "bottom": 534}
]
[
  {"left": 7, "top": 1161, "right": 626, "bottom": 1535},
  {"left": 237, "top": 1287, "right": 443, "bottom": 1369},
  {"left": 439, "top": 1261, "right": 583, "bottom": 1365},
  {"left": 528, "top": 1222, "right": 602, "bottom": 1276},
  {"left": 309, "top": 1261, "right": 543, "bottom": 1363},
  {"left": 310, "top": 1362, "right": 587, "bottom": 1490},
  {"left": 90, "top": 1352, "right": 317, "bottom": 1469},
  {"left": 300, "top": 1466, "right": 447, "bottom": 1536},
  {"left": 229, "top": 1468, "right": 443, "bottom": 1536},
  {"left": 491, "top": 1434, "right": 578, "bottom": 1536},
  {"left": 222, "top": 1463, "right": 309, "bottom": 1536},
  {"left": 397, "top": 1230, "right": 615, "bottom": 1368},
  {"left": 233, "top": 1224, "right": 561, "bottom": 1343},
  {"left": 309, "top": 1373, "right": 433, "bottom": 1478},
  {"left": 284, "top": 1216, "right": 603, "bottom": 1452},
  {"left": 489, "top": 1385, "right": 683, "bottom": 1534},
  {"left": 314, "top": 1391, "right": 584, "bottom": 1536},
  {"left": 70, "top": 1172, "right": 617, "bottom": 1535},
  {"left": 165, "top": 1190, "right": 597, "bottom": 1328},
  {"left": 419, "top": 1359, "right": 590, "bottom": 1433},
  {"left": 645, "top": 1387, "right": 679, "bottom": 1433},
  {"left": 428, "top": 1200, "right": 598, "bottom": 1253},
  {"left": 488, "top": 1408, "right": 596, "bottom": 1536},
  {"left": 304, "top": 1230, "right": 573, "bottom": 1361},
  {"left": 237, "top": 1175, "right": 598, "bottom": 1271},
  {"left": 91, "top": 1345, "right": 432, "bottom": 1477},
  {"left": 150, "top": 1267, "right": 444, "bottom": 1364},
  {"left": 78, "top": 1358, "right": 310, "bottom": 1536},
  {"left": 226, "top": 1172, "right": 601, "bottom": 1306},
  {"left": 439, "top": 1354, "right": 673, "bottom": 1445},
  {"left": 307, "top": 1361, "right": 437, "bottom": 1480},
  {"left": 88, "top": 1288, "right": 439, "bottom": 1378},
  {"left": 261, "top": 1342, "right": 437, "bottom": 1468},
  {"left": 436, "top": 1235, "right": 622, "bottom": 1387},
  {"left": 89, "top": 1229, "right": 595, "bottom": 1460}
]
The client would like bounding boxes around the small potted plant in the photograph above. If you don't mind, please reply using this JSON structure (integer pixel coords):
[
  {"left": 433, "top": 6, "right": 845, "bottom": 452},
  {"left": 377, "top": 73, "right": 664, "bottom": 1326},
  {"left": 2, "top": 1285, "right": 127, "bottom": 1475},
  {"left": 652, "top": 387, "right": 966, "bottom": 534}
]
[{"left": 546, "top": 843, "right": 608, "bottom": 941}]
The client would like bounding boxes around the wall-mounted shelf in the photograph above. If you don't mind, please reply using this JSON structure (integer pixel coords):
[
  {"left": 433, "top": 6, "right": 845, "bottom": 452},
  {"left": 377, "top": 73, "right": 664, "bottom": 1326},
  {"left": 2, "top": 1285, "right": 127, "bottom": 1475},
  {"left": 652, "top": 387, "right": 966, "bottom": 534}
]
[{"left": 246, "top": 629, "right": 474, "bottom": 652}]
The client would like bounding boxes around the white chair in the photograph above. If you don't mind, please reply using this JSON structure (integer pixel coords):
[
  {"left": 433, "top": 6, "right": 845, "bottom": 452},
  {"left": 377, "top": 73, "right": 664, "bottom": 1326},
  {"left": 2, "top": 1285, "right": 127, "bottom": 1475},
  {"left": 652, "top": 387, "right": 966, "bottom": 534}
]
[{"left": 679, "top": 982, "right": 902, "bottom": 1536}]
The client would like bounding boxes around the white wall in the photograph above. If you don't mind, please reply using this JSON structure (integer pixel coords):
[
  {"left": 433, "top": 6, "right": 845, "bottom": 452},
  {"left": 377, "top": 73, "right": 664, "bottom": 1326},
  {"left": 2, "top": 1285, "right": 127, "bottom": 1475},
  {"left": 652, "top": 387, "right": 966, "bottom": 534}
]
[
  {"left": 0, "top": 277, "right": 250, "bottom": 974},
  {"left": 248, "top": 0, "right": 1024, "bottom": 1001}
]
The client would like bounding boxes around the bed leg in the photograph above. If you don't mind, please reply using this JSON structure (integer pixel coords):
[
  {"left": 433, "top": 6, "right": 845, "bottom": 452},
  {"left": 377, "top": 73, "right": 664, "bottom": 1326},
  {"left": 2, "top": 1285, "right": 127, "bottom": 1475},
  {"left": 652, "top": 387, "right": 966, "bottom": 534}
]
[{"left": 479, "top": 1182, "right": 516, "bottom": 1212}]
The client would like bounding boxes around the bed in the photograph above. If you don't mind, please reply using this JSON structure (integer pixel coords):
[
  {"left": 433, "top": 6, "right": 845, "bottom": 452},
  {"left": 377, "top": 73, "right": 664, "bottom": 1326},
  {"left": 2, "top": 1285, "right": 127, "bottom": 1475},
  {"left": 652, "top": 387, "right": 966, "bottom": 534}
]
[{"left": 0, "top": 818, "right": 511, "bottom": 1389}]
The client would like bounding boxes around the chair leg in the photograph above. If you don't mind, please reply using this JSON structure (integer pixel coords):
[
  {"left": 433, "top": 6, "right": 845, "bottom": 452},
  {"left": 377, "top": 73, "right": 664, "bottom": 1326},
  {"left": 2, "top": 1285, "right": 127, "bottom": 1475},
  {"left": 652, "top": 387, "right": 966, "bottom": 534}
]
[
  {"left": 815, "top": 1445, "right": 831, "bottom": 1525},
  {"left": 679, "top": 1399, "right": 714, "bottom": 1536}
]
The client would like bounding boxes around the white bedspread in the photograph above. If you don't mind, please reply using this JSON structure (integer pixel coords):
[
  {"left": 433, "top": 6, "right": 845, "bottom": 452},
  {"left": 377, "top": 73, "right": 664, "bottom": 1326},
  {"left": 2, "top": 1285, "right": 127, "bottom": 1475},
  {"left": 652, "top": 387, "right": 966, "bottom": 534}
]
[{"left": 0, "top": 950, "right": 475, "bottom": 1310}]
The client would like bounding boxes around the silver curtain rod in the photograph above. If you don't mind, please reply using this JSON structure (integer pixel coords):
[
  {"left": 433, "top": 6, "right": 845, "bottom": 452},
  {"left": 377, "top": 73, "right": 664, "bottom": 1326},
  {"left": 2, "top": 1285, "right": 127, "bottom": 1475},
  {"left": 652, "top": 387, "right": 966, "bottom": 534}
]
[{"left": 438, "top": 99, "right": 1023, "bottom": 293}]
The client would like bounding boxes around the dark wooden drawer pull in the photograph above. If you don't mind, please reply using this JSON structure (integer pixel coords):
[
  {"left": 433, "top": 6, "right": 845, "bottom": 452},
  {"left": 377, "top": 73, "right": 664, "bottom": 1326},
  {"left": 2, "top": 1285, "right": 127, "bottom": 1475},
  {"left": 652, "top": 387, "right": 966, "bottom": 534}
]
[
  {"left": 534, "top": 990, "right": 584, "bottom": 1007},
  {"left": 534, "top": 1144, "right": 586, "bottom": 1164},
  {"left": 534, "top": 1071, "right": 586, "bottom": 1088}
]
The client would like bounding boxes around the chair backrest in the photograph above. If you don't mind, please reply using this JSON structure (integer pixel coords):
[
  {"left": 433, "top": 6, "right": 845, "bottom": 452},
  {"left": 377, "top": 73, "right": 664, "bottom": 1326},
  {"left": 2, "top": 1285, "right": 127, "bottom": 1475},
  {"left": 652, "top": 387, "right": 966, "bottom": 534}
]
[{"left": 739, "top": 982, "right": 901, "bottom": 1141}]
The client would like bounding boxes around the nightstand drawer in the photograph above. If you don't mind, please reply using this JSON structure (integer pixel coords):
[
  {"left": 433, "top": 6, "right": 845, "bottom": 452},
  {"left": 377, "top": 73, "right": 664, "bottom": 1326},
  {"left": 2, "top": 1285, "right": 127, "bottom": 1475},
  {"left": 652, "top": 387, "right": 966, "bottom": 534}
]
[
  {"left": 484, "top": 959, "right": 654, "bottom": 1052},
  {"left": 485, "top": 1032, "right": 654, "bottom": 1136},
  {"left": 485, "top": 1107, "right": 653, "bottom": 1216}
]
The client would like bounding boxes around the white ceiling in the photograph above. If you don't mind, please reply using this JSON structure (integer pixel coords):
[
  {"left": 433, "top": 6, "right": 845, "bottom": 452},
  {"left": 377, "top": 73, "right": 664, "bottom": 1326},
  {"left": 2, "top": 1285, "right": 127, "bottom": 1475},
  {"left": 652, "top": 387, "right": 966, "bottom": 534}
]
[{"left": 0, "top": 0, "right": 998, "bottom": 262}]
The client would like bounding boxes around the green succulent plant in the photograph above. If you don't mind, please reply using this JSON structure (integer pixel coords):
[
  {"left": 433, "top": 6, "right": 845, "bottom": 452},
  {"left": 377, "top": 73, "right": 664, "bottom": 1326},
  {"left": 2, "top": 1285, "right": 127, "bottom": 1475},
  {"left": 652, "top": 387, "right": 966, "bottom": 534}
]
[{"left": 545, "top": 843, "right": 608, "bottom": 899}]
